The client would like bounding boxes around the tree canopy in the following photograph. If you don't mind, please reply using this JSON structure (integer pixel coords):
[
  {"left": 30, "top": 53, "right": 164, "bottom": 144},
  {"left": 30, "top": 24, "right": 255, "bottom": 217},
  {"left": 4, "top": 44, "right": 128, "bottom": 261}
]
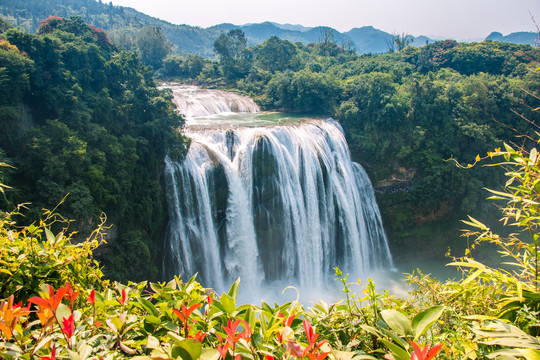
[{"left": 0, "top": 15, "right": 189, "bottom": 282}]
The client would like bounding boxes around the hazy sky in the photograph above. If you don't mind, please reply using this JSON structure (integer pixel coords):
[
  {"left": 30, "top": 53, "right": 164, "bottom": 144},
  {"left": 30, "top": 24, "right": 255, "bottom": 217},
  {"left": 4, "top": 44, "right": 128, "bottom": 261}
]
[{"left": 108, "top": 0, "right": 539, "bottom": 41}]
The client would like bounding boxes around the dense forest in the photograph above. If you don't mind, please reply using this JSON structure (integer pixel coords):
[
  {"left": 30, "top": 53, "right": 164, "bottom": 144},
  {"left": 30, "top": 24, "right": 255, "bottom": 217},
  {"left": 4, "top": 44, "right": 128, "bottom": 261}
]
[
  {"left": 2, "top": 0, "right": 538, "bottom": 62},
  {"left": 0, "top": 15, "right": 189, "bottom": 281},
  {"left": 162, "top": 30, "right": 540, "bottom": 263}
]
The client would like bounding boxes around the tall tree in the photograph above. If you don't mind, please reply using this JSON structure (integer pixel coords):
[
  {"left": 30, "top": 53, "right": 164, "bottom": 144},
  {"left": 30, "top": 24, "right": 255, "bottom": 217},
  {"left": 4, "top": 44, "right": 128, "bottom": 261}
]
[
  {"left": 137, "top": 25, "right": 171, "bottom": 69},
  {"left": 213, "top": 29, "right": 251, "bottom": 80}
]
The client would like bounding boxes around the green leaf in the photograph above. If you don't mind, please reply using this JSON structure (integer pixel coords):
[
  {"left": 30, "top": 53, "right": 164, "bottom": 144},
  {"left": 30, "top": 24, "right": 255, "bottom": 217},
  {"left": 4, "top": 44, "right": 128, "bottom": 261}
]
[
  {"left": 350, "top": 355, "right": 378, "bottom": 360},
  {"left": 218, "top": 293, "right": 236, "bottom": 314},
  {"left": 149, "top": 282, "right": 162, "bottom": 294},
  {"left": 119, "top": 341, "right": 136, "bottom": 355},
  {"left": 171, "top": 339, "right": 202, "bottom": 360},
  {"left": 200, "top": 348, "right": 220, "bottom": 360},
  {"left": 0, "top": 341, "right": 23, "bottom": 354},
  {"left": 80, "top": 344, "right": 94, "bottom": 360},
  {"left": 145, "top": 315, "right": 162, "bottom": 325},
  {"left": 243, "top": 305, "right": 257, "bottom": 330},
  {"left": 334, "top": 350, "right": 373, "bottom": 360},
  {"left": 45, "top": 227, "right": 56, "bottom": 244},
  {"left": 56, "top": 303, "right": 72, "bottom": 325},
  {"left": 163, "top": 321, "right": 180, "bottom": 332},
  {"left": 380, "top": 339, "right": 410, "bottom": 360},
  {"left": 33, "top": 334, "right": 57, "bottom": 354},
  {"left": 106, "top": 317, "right": 118, "bottom": 333},
  {"left": 67, "top": 349, "right": 81, "bottom": 360},
  {"left": 227, "top": 277, "right": 241, "bottom": 303},
  {"left": 147, "top": 335, "right": 160, "bottom": 349},
  {"left": 360, "top": 324, "right": 383, "bottom": 337},
  {"left": 137, "top": 297, "right": 159, "bottom": 317},
  {"left": 412, "top": 305, "right": 444, "bottom": 340},
  {"left": 519, "top": 349, "right": 540, "bottom": 360},
  {"left": 381, "top": 309, "right": 412, "bottom": 337}
]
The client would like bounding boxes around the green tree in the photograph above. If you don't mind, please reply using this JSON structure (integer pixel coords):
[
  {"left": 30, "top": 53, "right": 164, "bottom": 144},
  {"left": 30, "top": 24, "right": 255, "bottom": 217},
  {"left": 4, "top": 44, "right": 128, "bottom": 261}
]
[
  {"left": 137, "top": 25, "right": 171, "bottom": 69},
  {"left": 387, "top": 32, "right": 412, "bottom": 53},
  {"left": 254, "top": 36, "right": 297, "bottom": 72},
  {"left": 0, "top": 18, "right": 189, "bottom": 282},
  {"left": 213, "top": 29, "right": 252, "bottom": 80}
]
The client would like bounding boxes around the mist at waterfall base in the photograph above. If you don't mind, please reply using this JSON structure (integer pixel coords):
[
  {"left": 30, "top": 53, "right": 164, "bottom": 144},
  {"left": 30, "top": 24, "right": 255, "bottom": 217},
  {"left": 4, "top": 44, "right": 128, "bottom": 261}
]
[{"left": 161, "top": 85, "right": 398, "bottom": 304}]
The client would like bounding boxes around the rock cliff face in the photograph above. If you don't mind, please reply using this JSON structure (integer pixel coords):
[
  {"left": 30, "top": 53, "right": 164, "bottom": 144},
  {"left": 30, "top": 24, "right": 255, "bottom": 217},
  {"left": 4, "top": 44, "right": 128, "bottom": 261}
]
[{"left": 376, "top": 167, "right": 416, "bottom": 188}]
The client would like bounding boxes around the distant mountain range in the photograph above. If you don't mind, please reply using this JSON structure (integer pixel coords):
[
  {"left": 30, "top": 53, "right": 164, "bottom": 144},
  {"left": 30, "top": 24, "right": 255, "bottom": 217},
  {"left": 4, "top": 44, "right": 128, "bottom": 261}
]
[
  {"left": 1, "top": 0, "right": 537, "bottom": 58},
  {"left": 486, "top": 31, "right": 539, "bottom": 46}
]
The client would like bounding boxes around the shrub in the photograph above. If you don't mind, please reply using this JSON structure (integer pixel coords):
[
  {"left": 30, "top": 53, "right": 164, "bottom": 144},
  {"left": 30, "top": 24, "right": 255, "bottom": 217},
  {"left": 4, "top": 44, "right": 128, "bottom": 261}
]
[{"left": 0, "top": 202, "right": 105, "bottom": 303}]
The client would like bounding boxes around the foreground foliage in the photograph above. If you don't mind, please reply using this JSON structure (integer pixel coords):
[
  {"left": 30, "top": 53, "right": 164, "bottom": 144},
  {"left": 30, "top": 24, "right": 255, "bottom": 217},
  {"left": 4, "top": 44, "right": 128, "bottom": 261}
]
[{"left": 1, "top": 136, "right": 539, "bottom": 359}]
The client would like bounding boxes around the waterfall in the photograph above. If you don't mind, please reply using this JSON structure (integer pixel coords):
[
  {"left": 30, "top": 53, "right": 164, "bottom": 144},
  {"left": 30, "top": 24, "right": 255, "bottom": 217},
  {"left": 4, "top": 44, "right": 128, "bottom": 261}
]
[
  {"left": 164, "top": 84, "right": 260, "bottom": 122},
  {"left": 162, "top": 86, "right": 393, "bottom": 301}
]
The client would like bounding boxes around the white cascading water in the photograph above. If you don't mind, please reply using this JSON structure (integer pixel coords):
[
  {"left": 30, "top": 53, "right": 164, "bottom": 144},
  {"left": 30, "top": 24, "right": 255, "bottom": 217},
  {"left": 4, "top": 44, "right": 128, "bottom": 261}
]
[
  {"left": 165, "top": 85, "right": 260, "bottom": 120},
  {"left": 162, "top": 85, "right": 393, "bottom": 301}
]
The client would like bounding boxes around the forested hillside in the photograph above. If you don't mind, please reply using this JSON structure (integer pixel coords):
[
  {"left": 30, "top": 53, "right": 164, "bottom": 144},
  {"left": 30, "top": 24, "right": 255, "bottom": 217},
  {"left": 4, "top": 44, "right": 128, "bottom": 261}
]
[
  {"left": 1, "top": 0, "right": 537, "bottom": 63},
  {"left": 0, "top": 0, "right": 222, "bottom": 58},
  {"left": 171, "top": 31, "right": 540, "bottom": 262},
  {"left": 0, "top": 16, "right": 189, "bottom": 281}
]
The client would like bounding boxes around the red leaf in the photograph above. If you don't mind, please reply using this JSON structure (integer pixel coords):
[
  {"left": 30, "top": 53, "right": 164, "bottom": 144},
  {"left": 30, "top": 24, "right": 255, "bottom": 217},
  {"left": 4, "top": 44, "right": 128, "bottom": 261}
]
[
  {"left": 182, "top": 303, "right": 201, "bottom": 319},
  {"left": 53, "top": 286, "right": 68, "bottom": 311},
  {"left": 425, "top": 344, "right": 443, "bottom": 360},
  {"left": 64, "top": 282, "right": 79, "bottom": 308},
  {"left": 119, "top": 289, "right": 126, "bottom": 306},
  {"left": 61, "top": 314, "right": 75, "bottom": 338},
  {"left": 87, "top": 289, "right": 95, "bottom": 305},
  {"left": 303, "top": 320, "right": 318, "bottom": 345},
  {"left": 28, "top": 296, "right": 50, "bottom": 309},
  {"left": 286, "top": 341, "right": 303, "bottom": 358},
  {"left": 173, "top": 308, "right": 186, "bottom": 323}
]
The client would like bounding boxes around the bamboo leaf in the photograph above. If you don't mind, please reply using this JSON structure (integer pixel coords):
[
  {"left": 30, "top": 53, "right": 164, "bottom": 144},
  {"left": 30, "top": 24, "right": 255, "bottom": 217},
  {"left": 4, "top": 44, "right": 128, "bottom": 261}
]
[
  {"left": 530, "top": 148, "right": 538, "bottom": 163},
  {"left": 462, "top": 269, "right": 484, "bottom": 285},
  {"left": 45, "top": 227, "right": 56, "bottom": 244}
]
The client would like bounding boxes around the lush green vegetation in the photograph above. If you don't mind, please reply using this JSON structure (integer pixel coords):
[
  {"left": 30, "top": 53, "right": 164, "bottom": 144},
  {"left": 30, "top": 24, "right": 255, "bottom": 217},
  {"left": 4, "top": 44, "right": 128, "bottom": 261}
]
[
  {"left": 0, "top": 16, "right": 189, "bottom": 282},
  {"left": 0, "top": 137, "right": 539, "bottom": 359},
  {"left": 164, "top": 33, "right": 540, "bottom": 264}
]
